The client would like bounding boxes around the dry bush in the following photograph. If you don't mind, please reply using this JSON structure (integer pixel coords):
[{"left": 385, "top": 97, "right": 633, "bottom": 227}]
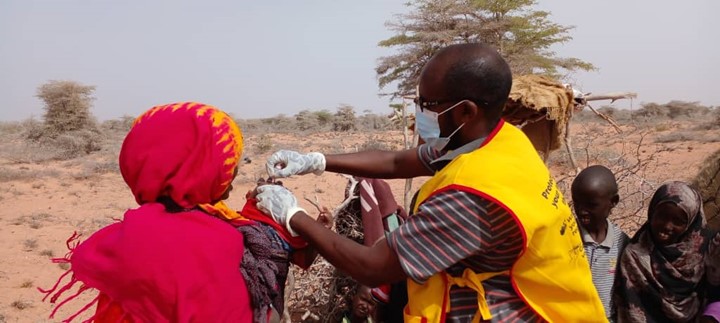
[
  {"left": 2, "top": 116, "right": 121, "bottom": 164},
  {"left": 358, "top": 111, "right": 395, "bottom": 131},
  {"left": 313, "top": 110, "right": 334, "bottom": 129},
  {"left": 655, "top": 131, "right": 719, "bottom": 144},
  {"left": 333, "top": 105, "right": 357, "bottom": 132},
  {"left": 0, "top": 167, "right": 41, "bottom": 182},
  {"left": 286, "top": 180, "right": 362, "bottom": 322},
  {"left": 596, "top": 106, "right": 632, "bottom": 123},
  {"left": 571, "top": 109, "right": 598, "bottom": 123},
  {"left": 294, "top": 110, "right": 333, "bottom": 133},
  {"left": 655, "top": 131, "right": 695, "bottom": 143},
  {"left": 237, "top": 115, "right": 297, "bottom": 136},
  {"left": 100, "top": 115, "right": 135, "bottom": 133},
  {"left": 238, "top": 109, "right": 395, "bottom": 137},
  {"left": 73, "top": 216, "right": 116, "bottom": 234},
  {"left": 553, "top": 124, "right": 662, "bottom": 234},
  {"left": 654, "top": 124, "right": 671, "bottom": 132},
  {"left": 564, "top": 106, "right": 720, "bottom": 236},
  {"left": 36, "top": 80, "right": 97, "bottom": 134},
  {"left": 253, "top": 134, "right": 274, "bottom": 154},
  {"left": 69, "top": 159, "right": 120, "bottom": 180},
  {"left": 85, "top": 160, "right": 119, "bottom": 174},
  {"left": 0, "top": 135, "right": 60, "bottom": 164},
  {"left": 295, "top": 110, "right": 320, "bottom": 132},
  {"left": 1, "top": 136, "right": 102, "bottom": 163},
  {"left": 23, "top": 239, "right": 38, "bottom": 251},
  {"left": 573, "top": 107, "right": 633, "bottom": 125},
  {"left": 693, "top": 148, "right": 720, "bottom": 229},
  {"left": 696, "top": 107, "right": 720, "bottom": 131},
  {"left": 632, "top": 100, "right": 712, "bottom": 123},
  {"left": 39, "top": 129, "right": 104, "bottom": 159},
  {"left": 356, "top": 136, "right": 394, "bottom": 151},
  {"left": 25, "top": 80, "right": 103, "bottom": 160},
  {"left": 12, "top": 213, "right": 52, "bottom": 229},
  {"left": 664, "top": 101, "right": 712, "bottom": 119},
  {"left": 0, "top": 120, "right": 28, "bottom": 136},
  {"left": 10, "top": 300, "right": 31, "bottom": 310}
]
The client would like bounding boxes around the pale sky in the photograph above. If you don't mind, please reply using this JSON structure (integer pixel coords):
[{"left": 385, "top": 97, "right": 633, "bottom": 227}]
[{"left": 1, "top": 0, "right": 718, "bottom": 121}]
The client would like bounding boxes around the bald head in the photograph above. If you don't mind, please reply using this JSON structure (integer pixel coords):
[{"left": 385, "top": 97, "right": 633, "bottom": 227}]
[
  {"left": 572, "top": 165, "right": 618, "bottom": 197},
  {"left": 421, "top": 43, "right": 512, "bottom": 124}
]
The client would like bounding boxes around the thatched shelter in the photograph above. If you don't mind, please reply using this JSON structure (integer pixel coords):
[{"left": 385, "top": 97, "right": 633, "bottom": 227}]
[{"left": 502, "top": 74, "right": 576, "bottom": 160}]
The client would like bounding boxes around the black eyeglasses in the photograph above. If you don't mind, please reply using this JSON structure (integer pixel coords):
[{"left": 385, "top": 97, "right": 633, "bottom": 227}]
[
  {"left": 413, "top": 96, "right": 488, "bottom": 112},
  {"left": 413, "top": 97, "right": 461, "bottom": 112}
]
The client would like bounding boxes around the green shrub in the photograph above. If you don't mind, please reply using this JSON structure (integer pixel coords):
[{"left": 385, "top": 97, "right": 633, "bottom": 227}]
[
  {"left": 333, "top": 105, "right": 357, "bottom": 132},
  {"left": 37, "top": 129, "right": 103, "bottom": 160},
  {"left": 253, "top": 134, "right": 274, "bottom": 154}
]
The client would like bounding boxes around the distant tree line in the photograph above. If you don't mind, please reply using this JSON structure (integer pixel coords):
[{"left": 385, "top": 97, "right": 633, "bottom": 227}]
[
  {"left": 237, "top": 104, "right": 400, "bottom": 135},
  {"left": 575, "top": 101, "right": 719, "bottom": 127},
  {"left": 20, "top": 78, "right": 717, "bottom": 163}
]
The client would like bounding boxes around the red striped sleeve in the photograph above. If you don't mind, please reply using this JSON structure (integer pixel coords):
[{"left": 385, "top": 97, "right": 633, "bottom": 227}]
[{"left": 386, "top": 189, "right": 543, "bottom": 321}]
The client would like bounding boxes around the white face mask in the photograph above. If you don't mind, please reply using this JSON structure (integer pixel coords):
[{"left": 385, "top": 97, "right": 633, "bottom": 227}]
[{"left": 415, "top": 100, "right": 466, "bottom": 151}]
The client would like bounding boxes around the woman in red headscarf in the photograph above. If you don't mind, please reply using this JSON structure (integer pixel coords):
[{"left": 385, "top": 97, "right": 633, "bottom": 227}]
[{"left": 41, "top": 102, "right": 253, "bottom": 322}]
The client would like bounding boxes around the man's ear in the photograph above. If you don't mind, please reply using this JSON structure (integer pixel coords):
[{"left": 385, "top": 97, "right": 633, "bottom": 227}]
[
  {"left": 458, "top": 100, "right": 481, "bottom": 122},
  {"left": 611, "top": 194, "right": 620, "bottom": 207}
]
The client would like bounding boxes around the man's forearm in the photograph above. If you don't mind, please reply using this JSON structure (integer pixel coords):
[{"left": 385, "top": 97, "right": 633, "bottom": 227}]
[
  {"left": 325, "top": 150, "right": 402, "bottom": 178},
  {"left": 289, "top": 211, "right": 406, "bottom": 287},
  {"left": 325, "top": 148, "right": 431, "bottom": 179}
]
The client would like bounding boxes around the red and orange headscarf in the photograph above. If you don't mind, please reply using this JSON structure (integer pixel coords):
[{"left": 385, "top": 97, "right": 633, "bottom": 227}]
[
  {"left": 120, "top": 102, "right": 243, "bottom": 209},
  {"left": 40, "top": 103, "right": 253, "bottom": 322}
]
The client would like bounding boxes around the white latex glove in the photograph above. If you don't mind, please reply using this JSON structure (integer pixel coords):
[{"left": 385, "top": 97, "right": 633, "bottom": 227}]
[
  {"left": 266, "top": 150, "right": 326, "bottom": 178},
  {"left": 255, "top": 184, "right": 306, "bottom": 236}
]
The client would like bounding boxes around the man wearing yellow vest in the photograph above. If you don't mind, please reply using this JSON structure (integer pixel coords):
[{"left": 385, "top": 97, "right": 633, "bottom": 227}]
[{"left": 258, "top": 43, "right": 606, "bottom": 322}]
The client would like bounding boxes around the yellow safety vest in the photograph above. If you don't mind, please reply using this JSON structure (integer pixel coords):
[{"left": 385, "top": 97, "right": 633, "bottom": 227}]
[{"left": 404, "top": 120, "right": 606, "bottom": 322}]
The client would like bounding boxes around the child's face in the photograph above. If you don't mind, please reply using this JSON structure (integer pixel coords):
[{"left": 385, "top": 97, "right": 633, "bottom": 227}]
[
  {"left": 351, "top": 287, "right": 376, "bottom": 319},
  {"left": 571, "top": 185, "right": 616, "bottom": 231},
  {"left": 246, "top": 177, "right": 284, "bottom": 199},
  {"left": 650, "top": 202, "right": 688, "bottom": 246}
]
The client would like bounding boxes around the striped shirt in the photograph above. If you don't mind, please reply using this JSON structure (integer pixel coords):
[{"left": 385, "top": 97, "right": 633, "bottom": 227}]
[
  {"left": 580, "top": 220, "right": 629, "bottom": 320},
  {"left": 386, "top": 143, "right": 543, "bottom": 322}
]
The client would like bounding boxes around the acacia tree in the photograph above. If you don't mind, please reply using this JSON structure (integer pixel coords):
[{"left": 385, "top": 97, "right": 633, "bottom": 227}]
[{"left": 376, "top": 0, "right": 595, "bottom": 98}]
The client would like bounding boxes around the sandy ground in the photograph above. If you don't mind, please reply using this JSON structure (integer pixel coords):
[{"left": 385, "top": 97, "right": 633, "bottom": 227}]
[{"left": 0, "top": 121, "right": 717, "bottom": 322}]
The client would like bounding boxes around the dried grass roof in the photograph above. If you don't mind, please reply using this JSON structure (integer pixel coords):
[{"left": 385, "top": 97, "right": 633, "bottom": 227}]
[{"left": 503, "top": 75, "right": 575, "bottom": 151}]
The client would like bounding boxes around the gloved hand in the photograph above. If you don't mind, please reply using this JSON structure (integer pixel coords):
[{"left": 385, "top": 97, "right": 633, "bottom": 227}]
[
  {"left": 266, "top": 150, "right": 326, "bottom": 178},
  {"left": 255, "top": 184, "right": 306, "bottom": 236}
]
